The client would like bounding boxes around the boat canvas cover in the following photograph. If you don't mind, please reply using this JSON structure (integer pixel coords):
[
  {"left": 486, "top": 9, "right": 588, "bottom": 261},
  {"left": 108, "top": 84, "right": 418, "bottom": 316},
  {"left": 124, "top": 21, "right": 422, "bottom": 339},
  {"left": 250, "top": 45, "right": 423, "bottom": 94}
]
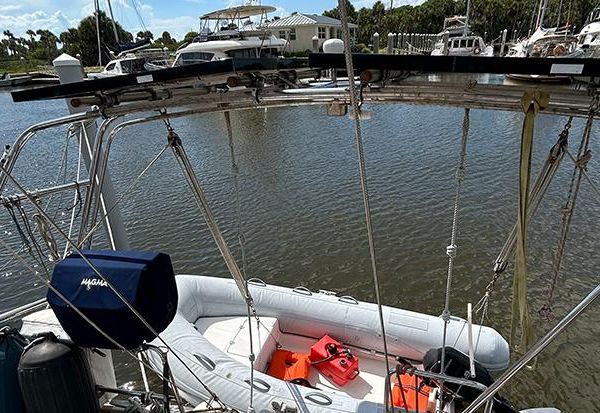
[{"left": 47, "top": 250, "right": 178, "bottom": 349}]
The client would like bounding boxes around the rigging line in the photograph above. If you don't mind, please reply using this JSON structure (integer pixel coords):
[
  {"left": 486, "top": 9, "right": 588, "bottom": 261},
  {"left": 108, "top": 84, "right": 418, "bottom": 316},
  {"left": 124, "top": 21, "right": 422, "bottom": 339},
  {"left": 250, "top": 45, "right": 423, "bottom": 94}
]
[
  {"left": 336, "top": 1, "right": 393, "bottom": 411},
  {"left": 224, "top": 110, "right": 257, "bottom": 412},
  {"left": 439, "top": 108, "right": 470, "bottom": 409},
  {"left": 0, "top": 236, "right": 181, "bottom": 403},
  {"left": 0, "top": 163, "right": 226, "bottom": 410},
  {"left": 474, "top": 116, "right": 572, "bottom": 316},
  {"left": 65, "top": 135, "right": 84, "bottom": 258},
  {"left": 48, "top": 126, "right": 74, "bottom": 221},
  {"left": 16, "top": 203, "right": 50, "bottom": 276},
  {"left": 564, "top": 148, "right": 600, "bottom": 204},
  {"left": 77, "top": 144, "right": 168, "bottom": 249},
  {"left": 542, "top": 96, "right": 598, "bottom": 316}
]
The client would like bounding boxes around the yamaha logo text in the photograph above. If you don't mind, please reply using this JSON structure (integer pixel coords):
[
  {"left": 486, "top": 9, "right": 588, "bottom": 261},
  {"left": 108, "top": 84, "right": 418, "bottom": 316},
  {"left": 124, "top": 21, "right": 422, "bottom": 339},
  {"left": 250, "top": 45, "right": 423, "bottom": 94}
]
[{"left": 81, "top": 277, "right": 108, "bottom": 290}]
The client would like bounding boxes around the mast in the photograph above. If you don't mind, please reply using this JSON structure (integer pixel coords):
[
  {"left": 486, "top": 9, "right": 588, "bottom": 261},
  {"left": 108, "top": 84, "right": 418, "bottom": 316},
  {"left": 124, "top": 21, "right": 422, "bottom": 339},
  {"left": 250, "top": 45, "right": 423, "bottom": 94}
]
[
  {"left": 106, "top": 0, "right": 120, "bottom": 44},
  {"left": 535, "top": 0, "right": 549, "bottom": 29},
  {"left": 463, "top": 0, "right": 471, "bottom": 36},
  {"left": 94, "top": 0, "right": 102, "bottom": 66}
]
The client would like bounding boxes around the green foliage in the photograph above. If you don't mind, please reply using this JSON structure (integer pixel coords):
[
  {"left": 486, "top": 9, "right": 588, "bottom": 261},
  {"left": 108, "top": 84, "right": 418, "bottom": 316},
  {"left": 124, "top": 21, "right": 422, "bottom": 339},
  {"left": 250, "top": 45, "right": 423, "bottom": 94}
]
[
  {"left": 152, "top": 31, "right": 178, "bottom": 51},
  {"left": 136, "top": 30, "right": 154, "bottom": 40},
  {"left": 63, "top": 10, "right": 133, "bottom": 66},
  {"left": 324, "top": 0, "right": 597, "bottom": 45}
]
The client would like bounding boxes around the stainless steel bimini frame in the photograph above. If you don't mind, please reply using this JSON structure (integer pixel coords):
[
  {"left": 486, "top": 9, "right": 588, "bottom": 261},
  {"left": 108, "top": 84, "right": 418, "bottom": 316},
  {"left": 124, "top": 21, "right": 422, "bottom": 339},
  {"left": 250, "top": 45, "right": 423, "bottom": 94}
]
[{"left": 1, "top": 78, "right": 600, "bottom": 411}]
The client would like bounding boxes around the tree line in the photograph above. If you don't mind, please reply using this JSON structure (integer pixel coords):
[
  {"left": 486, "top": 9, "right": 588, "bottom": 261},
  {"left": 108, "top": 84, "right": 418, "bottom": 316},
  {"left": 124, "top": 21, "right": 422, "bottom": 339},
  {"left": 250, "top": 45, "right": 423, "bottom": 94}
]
[
  {"left": 1, "top": 11, "right": 197, "bottom": 67},
  {"left": 326, "top": 0, "right": 597, "bottom": 46},
  {"left": 1, "top": 0, "right": 598, "bottom": 67}
]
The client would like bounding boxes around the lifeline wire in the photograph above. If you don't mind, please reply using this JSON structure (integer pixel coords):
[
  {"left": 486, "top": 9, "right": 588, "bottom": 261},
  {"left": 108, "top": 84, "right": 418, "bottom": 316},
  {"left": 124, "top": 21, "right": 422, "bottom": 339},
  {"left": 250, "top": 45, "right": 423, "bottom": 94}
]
[
  {"left": 336, "top": 0, "right": 393, "bottom": 410},
  {"left": 0, "top": 237, "right": 185, "bottom": 413},
  {"left": 0, "top": 162, "right": 226, "bottom": 409}
]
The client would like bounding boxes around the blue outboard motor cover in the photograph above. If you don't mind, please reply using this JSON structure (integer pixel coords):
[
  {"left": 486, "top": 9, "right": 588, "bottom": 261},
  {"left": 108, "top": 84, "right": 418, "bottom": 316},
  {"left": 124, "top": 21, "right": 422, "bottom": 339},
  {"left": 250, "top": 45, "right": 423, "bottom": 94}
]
[{"left": 47, "top": 250, "right": 178, "bottom": 349}]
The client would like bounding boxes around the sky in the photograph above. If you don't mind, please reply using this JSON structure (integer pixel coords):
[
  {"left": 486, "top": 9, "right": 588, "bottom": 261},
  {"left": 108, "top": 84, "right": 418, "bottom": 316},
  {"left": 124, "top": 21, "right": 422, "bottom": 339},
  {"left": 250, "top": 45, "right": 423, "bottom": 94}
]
[{"left": 0, "top": 0, "right": 423, "bottom": 41}]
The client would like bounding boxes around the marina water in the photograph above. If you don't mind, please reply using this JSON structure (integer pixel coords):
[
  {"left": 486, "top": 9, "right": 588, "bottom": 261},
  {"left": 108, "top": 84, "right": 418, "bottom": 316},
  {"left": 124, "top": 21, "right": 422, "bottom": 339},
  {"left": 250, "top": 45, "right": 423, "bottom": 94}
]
[{"left": 1, "top": 83, "right": 599, "bottom": 411}]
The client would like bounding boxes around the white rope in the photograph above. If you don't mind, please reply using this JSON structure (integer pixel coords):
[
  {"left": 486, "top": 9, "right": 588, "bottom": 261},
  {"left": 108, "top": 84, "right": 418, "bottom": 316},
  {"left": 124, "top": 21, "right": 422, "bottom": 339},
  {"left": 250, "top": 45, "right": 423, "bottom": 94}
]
[
  {"left": 440, "top": 110, "right": 469, "bottom": 364},
  {"left": 224, "top": 111, "right": 257, "bottom": 413},
  {"left": 336, "top": 1, "right": 393, "bottom": 411}
]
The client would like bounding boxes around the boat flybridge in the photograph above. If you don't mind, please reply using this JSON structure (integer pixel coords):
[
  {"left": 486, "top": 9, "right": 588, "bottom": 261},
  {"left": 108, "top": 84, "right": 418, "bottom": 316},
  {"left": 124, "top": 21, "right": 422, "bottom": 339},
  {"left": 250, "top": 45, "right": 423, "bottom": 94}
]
[
  {"left": 430, "top": 16, "right": 493, "bottom": 56},
  {"left": 3, "top": 32, "right": 600, "bottom": 413},
  {"left": 173, "top": 4, "right": 287, "bottom": 67}
]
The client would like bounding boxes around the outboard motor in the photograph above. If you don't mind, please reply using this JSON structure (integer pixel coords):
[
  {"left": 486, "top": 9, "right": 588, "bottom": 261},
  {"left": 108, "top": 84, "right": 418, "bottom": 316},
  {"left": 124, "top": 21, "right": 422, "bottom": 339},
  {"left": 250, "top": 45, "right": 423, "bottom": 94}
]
[
  {"left": 0, "top": 328, "right": 27, "bottom": 413},
  {"left": 18, "top": 333, "right": 99, "bottom": 413},
  {"left": 423, "top": 347, "right": 517, "bottom": 413},
  {"left": 47, "top": 250, "right": 178, "bottom": 349}
]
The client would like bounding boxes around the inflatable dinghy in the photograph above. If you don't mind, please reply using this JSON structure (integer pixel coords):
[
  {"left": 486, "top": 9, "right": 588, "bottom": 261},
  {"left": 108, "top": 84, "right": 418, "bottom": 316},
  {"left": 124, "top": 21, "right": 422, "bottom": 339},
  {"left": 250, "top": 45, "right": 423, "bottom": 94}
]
[{"left": 149, "top": 275, "right": 510, "bottom": 412}]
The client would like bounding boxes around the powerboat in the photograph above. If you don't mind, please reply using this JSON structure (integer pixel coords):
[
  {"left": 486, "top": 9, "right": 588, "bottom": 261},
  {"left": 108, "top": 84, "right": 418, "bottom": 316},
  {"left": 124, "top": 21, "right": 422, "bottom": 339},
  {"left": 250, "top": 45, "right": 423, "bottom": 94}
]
[
  {"left": 173, "top": 5, "right": 287, "bottom": 67},
  {"left": 578, "top": 7, "right": 600, "bottom": 58},
  {"left": 430, "top": 16, "right": 493, "bottom": 57}
]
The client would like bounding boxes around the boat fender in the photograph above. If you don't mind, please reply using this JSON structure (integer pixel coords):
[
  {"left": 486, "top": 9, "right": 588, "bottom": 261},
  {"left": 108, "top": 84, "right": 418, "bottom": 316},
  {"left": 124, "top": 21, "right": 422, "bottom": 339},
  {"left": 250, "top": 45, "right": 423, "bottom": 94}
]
[
  {"left": 473, "top": 46, "right": 481, "bottom": 55},
  {"left": 423, "top": 347, "right": 517, "bottom": 413},
  {"left": 0, "top": 328, "right": 27, "bottom": 413},
  {"left": 18, "top": 332, "right": 99, "bottom": 413}
]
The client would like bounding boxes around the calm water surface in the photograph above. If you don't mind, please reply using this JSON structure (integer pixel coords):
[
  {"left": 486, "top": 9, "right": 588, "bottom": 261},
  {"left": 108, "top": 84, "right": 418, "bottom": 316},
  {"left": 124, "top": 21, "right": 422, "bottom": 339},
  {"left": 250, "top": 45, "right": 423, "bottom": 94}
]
[{"left": 1, "top": 83, "right": 599, "bottom": 411}]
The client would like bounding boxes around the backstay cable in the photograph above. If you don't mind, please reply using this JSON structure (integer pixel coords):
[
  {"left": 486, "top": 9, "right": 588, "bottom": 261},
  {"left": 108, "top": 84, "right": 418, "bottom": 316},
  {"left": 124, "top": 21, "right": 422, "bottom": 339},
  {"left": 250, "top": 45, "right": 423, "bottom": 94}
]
[{"left": 336, "top": 1, "right": 393, "bottom": 410}]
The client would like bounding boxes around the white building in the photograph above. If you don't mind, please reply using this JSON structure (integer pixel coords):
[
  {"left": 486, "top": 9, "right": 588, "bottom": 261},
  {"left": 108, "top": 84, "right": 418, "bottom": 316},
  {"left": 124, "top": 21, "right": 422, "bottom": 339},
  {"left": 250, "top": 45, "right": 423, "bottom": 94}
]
[{"left": 264, "top": 12, "right": 358, "bottom": 53}]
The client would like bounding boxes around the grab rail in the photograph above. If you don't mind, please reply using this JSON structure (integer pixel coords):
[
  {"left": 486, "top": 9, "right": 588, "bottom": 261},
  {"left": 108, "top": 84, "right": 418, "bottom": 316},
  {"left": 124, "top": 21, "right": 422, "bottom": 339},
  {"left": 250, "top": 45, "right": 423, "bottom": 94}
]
[
  {"left": 244, "top": 377, "right": 271, "bottom": 393},
  {"left": 194, "top": 353, "right": 216, "bottom": 371},
  {"left": 304, "top": 392, "right": 333, "bottom": 406},
  {"left": 338, "top": 295, "right": 359, "bottom": 305},
  {"left": 292, "top": 286, "right": 312, "bottom": 295},
  {"left": 247, "top": 278, "right": 266, "bottom": 287}
]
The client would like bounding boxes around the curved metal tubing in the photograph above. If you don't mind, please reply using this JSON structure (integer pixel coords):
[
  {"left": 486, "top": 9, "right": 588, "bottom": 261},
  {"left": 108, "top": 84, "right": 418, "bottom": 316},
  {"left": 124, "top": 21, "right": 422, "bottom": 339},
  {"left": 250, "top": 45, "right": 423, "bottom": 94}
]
[
  {"left": 0, "top": 111, "right": 98, "bottom": 194},
  {"left": 463, "top": 281, "right": 600, "bottom": 413}
]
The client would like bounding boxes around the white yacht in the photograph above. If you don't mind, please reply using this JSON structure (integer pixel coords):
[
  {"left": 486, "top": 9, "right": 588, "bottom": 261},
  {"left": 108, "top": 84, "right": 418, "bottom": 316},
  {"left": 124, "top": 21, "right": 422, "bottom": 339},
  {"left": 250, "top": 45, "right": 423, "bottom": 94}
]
[
  {"left": 431, "top": 16, "right": 493, "bottom": 56},
  {"left": 578, "top": 7, "right": 600, "bottom": 57},
  {"left": 88, "top": 44, "right": 170, "bottom": 79},
  {"left": 507, "top": 27, "right": 583, "bottom": 58},
  {"left": 173, "top": 5, "right": 287, "bottom": 67}
]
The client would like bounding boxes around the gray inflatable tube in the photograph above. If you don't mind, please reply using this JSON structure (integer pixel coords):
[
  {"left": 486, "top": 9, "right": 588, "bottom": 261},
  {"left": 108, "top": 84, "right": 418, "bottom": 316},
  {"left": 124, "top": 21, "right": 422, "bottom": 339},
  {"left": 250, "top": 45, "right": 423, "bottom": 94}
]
[{"left": 149, "top": 275, "right": 509, "bottom": 412}]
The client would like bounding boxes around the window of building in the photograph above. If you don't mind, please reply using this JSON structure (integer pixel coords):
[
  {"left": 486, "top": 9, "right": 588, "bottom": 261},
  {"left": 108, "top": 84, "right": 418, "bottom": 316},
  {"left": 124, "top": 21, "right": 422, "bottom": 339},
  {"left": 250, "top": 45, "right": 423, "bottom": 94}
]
[
  {"left": 318, "top": 27, "right": 326, "bottom": 39},
  {"left": 289, "top": 28, "right": 296, "bottom": 41},
  {"left": 279, "top": 30, "right": 287, "bottom": 39}
]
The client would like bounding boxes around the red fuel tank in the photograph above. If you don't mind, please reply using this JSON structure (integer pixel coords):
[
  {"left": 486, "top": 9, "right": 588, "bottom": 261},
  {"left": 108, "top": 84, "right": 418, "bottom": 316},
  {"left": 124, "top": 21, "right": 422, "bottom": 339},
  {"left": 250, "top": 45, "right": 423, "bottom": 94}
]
[{"left": 309, "top": 335, "right": 359, "bottom": 386}]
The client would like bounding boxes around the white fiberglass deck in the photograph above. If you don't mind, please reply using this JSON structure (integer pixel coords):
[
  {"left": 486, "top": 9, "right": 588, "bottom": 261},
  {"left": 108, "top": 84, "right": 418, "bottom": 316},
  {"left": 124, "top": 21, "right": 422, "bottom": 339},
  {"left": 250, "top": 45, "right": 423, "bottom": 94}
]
[{"left": 194, "top": 315, "right": 392, "bottom": 403}]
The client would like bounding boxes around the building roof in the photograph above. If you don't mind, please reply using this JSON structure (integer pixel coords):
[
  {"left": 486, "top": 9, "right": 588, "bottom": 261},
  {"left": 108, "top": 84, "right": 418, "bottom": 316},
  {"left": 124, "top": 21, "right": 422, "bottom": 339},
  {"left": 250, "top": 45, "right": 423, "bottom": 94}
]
[{"left": 265, "top": 12, "right": 358, "bottom": 28}]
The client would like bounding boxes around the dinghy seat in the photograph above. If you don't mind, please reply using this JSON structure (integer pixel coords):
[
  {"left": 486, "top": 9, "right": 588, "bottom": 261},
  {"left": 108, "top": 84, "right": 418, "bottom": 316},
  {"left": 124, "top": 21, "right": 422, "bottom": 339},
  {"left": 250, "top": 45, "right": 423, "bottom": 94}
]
[{"left": 194, "top": 316, "right": 281, "bottom": 372}]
